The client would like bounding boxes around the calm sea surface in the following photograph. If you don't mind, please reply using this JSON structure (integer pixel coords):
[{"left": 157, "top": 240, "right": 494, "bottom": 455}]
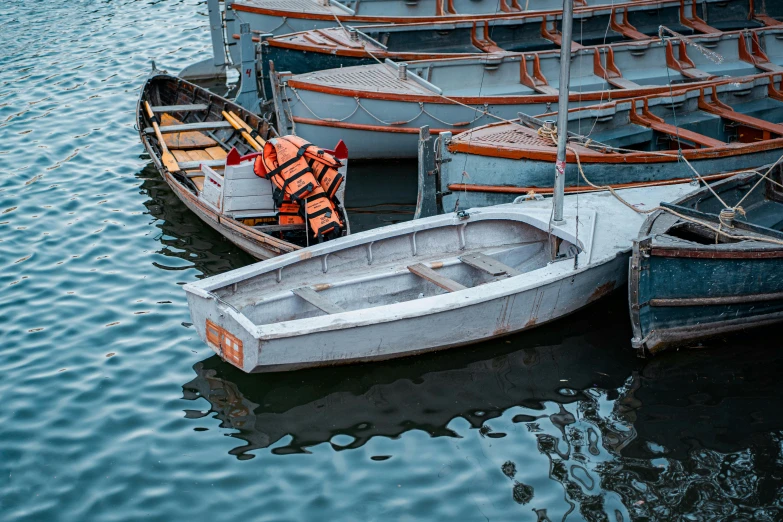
[{"left": 2, "top": 1, "right": 783, "bottom": 520}]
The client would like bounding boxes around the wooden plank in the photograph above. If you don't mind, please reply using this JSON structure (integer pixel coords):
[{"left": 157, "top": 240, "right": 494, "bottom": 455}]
[
  {"left": 186, "top": 149, "right": 214, "bottom": 162},
  {"left": 756, "top": 62, "right": 783, "bottom": 73},
  {"left": 205, "top": 146, "right": 228, "bottom": 160},
  {"left": 154, "top": 121, "right": 234, "bottom": 133},
  {"left": 459, "top": 252, "right": 522, "bottom": 277},
  {"left": 407, "top": 263, "right": 467, "bottom": 292},
  {"left": 158, "top": 114, "right": 217, "bottom": 150},
  {"left": 178, "top": 159, "right": 226, "bottom": 169},
  {"left": 291, "top": 287, "right": 345, "bottom": 314},
  {"left": 151, "top": 104, "right": 209, "bottom": 113},
  {"left": 607, "top": 77, "right": 642, "bottom": 90},
  {"left": 171, "top": 149, "right": 191, "bottom": 162},
  {"left": 191, "top": 176, "right": 205, "bottom": 191},
  {"left": 645, "top": 120, "right": 725, "bottom": 148}
]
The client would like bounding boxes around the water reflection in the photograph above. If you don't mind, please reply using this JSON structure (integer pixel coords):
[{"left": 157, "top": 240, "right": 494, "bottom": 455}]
[
  {"left": 182, "top": 295, "right": 783, "bottom": 519},
  {"left": 137, "top": 162, "right": 254, "bottom": 277}
]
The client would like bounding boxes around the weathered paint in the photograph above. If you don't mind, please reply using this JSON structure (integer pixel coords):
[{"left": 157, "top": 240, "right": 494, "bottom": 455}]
[
  {"left": 273, "top": 27, "right": 783, "bottom": 159},
  {"left": 629, "top": 172, "right": 783, "bottom": 355},
  {"left": 438, "top": 75, "right": 783, "bottom": 210},
  {"left": 184, "top": 184, "right": 694, "bottom": 373}
]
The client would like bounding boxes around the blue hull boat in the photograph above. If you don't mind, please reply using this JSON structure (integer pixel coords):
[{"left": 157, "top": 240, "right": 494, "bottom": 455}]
[{"left": 629, "top": 171, "right": 783, "bottom": 355}]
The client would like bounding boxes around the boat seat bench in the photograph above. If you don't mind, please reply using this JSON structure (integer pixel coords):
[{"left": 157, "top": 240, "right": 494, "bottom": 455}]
[
  {"left": 145, "top": 121, "right": 234, "bottom": 134},
  {"left": 292, "top": 287, "right": 345, "bottom": 314},
  {"left": 150, "top": 104, "right": 209, "bottom": 113},
  {"left": 407, "top": 263, "right": 467, "bottom": 293},
  {"left": 459, "top": 252, "right": 522, "bottom": 276}
]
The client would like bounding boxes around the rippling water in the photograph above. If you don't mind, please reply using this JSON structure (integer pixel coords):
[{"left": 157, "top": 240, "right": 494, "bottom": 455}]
[{"left": 2, "top": 1, "right": 783, "bottom": 520}]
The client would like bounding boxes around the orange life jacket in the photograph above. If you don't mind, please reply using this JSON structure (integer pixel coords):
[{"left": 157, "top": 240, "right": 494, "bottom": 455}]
[
  {"left": 277, "top": 196, "right": 304, "bottom": 226},
  {"left": 288, "top": 135, "right": 343, "bottom": 199},
  {"left": 255, "top": 136, "right": 344, "bottom": 240}
]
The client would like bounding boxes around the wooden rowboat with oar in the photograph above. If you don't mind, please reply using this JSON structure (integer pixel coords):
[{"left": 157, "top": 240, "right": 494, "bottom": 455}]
[{"left": 137, "top": 72, "right": 349, "bottom": 260}]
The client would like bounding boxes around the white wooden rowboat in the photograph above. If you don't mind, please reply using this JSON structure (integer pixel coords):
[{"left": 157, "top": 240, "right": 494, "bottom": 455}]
[{"left": 184, "top": 183, "right": 694, "bottom": 372}]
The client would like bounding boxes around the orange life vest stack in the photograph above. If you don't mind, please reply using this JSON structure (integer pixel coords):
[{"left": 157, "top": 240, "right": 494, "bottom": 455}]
[{"left": 254, "top": 135, "right": 345, "bottom": 241}]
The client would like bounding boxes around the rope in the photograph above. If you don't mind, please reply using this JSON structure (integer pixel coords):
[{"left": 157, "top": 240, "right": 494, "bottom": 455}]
[
  {"left": 535, "top": 123, "right": 783, "bottom": 247},
  {"left": 658, "top": 25, "right": 724, "bottom": 65}
]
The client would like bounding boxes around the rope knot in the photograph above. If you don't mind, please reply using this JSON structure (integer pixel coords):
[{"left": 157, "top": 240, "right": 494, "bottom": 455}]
[{"left": 719, "top": 208, "right": 736, "bottom": 228}]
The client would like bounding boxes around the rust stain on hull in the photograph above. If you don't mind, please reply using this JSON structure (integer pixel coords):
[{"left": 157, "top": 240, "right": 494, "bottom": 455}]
[{"left": 589, "top": 281, "right": 616, "bottom": 302}]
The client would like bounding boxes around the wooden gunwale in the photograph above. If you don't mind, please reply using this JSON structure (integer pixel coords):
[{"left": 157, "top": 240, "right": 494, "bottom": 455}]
[
  {"left": 649, "top": 291, "right": 783, "bottom": 306},
  {"left": 442, "top": 74, "right": 783, "bottom": 163},
  {"left": 283, "top": 26, "right": 783, "bottom": 102},
  {"left": 234, "top": 0, "right": 593, "bottom": 23},
  {"left": 268, "top": 38, "right": 467, "bottom": 61},
  {"left": 285, "top": 70, "right": 774, "bottom": 105},
  {"left": 447, "top": 172, "right": 734, "bottom": 193},
  {"left": 448, "top": 131, "right": 783, "bottom": 163},
  {"left": 265, "top": 5, "right": 780, "bottom": 58},
  {"left": 291, "top": 116, "right": 452, "bottom": 134},
  {"left": 649, "top": 246, "right": 783, "bottom": 258},
  {"left": 233, "top": 0, "right": 741, "bottom": 24}
]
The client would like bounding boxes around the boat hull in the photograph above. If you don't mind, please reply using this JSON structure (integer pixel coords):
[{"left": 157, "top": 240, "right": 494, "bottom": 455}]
[
  {"left": 188, "top": 254, "right": 625, "bottom": 372},
  {"left": 630, "top": 241, "right": 783, "bottom": 355},
  {"left": 629, "top": 172, "right": 783, "bottom": 354},
  {"left": 438, "top": 145, "right": 783, "bottom": 210}
]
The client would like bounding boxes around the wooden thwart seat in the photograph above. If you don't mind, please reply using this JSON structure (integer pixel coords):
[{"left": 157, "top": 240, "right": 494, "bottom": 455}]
[
  {"left": 698, "top": 86, "right": 783, "bottom": 137},
  {"left": 541, "top": 19, "right": 584, "bottom": 52},
  {"left": 408, "top": 263, "right": 467, "bottom": 292},
  {"left": 610, "top": 7, "right": 647, "bottom": 40},
  {"left": 679, "top": 1, "right": 718, "bottom": 34},
  {"left": 665, "top": 41, "right": 714, "bottom": 80},
  {"left": 630, "top": 98, "right": 725, "bottom": 148},
  {"left": 153, "top": 121, "right": 234, "bottom": 134},
  {"left": 520, "top": 54, "right": 558, "bottom": 95},
  {"left": 151, "top": 104, "right": 209, "bottom": 113},
  {"left": 471, "top": 21, "right": 505, "bottom": 53},
  {"left": 158, "top": 114, "right": 218, "bottom": 150},
  {"left": 738, "top": 31, "right": 783, "bottom": 73},
  {"left": 460, "top": 253, "right": 522, "bottom": 277},
  {"left": 593, "top": 47, "right": 642, "bottom": 90},
  {"left": 292, "top": 287, "right": 345, "bottom": 314}
]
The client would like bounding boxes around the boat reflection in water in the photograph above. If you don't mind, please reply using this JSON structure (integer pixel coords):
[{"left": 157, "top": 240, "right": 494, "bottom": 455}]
[{"left": 181, "top": 292, "right": 783, "bottom": 520}]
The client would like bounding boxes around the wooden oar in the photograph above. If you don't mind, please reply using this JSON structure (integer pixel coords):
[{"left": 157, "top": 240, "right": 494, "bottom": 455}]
[
  {"left": 143, "top": 100, "right": 180, "bottom": 172},
  {"left": 222, "top": 111, "right": 263, "bottom": 152},
  {"left": 229, "top": 111, "right": 267, "bottom": 146}
]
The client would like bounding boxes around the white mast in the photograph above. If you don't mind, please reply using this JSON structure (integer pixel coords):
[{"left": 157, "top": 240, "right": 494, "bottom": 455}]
[{"left": 552, "top": 0, "right": 574, "bottom": 225}]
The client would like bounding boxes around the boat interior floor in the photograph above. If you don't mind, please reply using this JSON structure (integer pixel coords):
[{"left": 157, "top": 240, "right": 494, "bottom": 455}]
[{"left": 230, "top": 238, "right": 571, "bottom": 326}]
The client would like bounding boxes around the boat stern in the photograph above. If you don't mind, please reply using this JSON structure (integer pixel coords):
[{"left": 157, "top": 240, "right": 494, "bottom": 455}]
[{"left": 184, "top": 284, "right": 260, "bottom": 373}]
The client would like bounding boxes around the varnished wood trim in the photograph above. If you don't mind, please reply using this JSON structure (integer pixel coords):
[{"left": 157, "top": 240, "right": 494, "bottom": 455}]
[
  {"left": 650, "top": 247, "right": 783, "bottom": 259},
  {"left": 447, "top": 173, "right": 732, "bottom": 193},
  {"left": 649, "top": 291, "right": 783, "bottom": 307},
  {"left": 291, "top": 116, "right": 453, "bottom": 134}
]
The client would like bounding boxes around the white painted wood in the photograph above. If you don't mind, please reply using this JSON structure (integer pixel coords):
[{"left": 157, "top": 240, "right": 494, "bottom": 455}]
[
  {"left": 184, "top": 183, "right": 696, "bottom": 373},
  {"left": 224, "top": 196, "right": 277, "bottom": 213},
  {"left": 224, "top": 178, "right": 275, "bottom": 198},
  {"left": 222, "top": 157, "right": 277, "bottom": 214},
  {"left": 291, "top": 287, "right": 345, "bottom": 314},
  {"left": 198, "top": 165, "right": 224, "bottom": 212},
  {"left": 460, "top": 252, "right": 521, "bottom": 276}
]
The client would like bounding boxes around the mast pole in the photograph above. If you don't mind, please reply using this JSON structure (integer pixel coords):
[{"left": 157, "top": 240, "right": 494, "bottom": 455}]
[{"left": 552, "top": 0, "right": 574, "bottom": 225}]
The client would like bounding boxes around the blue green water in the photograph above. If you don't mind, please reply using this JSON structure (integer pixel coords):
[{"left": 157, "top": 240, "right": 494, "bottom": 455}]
[{"left": 2, "top": 1, "right": 783, "bottom": 520}]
